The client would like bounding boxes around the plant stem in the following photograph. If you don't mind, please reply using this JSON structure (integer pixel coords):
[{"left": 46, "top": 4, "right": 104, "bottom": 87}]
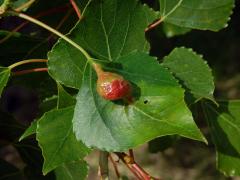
[
  {"left": 99, "top": 151, "right": 109, "bottom": 180},
  {"left": 109, "top": 154, "right": 120, "bottom": 179},
  {"left": 129, "top": 149, "right": 135, "bottom": 160},
  {"left": 6, "top": 10, "right": 94, "bottom": 64},
  {"left": 145, "top": 18, "right": 163, "bottom": 32},
  {"left": 0, "top": 4, "right": 69, "bottom": 44},
  {"left": 8, "top": 59, "right": 47, "bottom": 69},
  {"left": 0, "top": 0, "right": 12, "bottom": 14},
  {"left": 0, "top": 21, "right": 27, "bottom": 44},
  {"left": 115, "top": 152, "right": 161, "bottom": 180},
  {"left": 69, "top": 0, "right": 81, "bottom": 19},
  {"left": 25, "top": 9, "right": 73, "bottom": 57},
  {"left": 12, "top": 68, "right": 48, "bottom": 75},
  {"left": 15, "top": 0, "right": 36, "bottom": 12}
]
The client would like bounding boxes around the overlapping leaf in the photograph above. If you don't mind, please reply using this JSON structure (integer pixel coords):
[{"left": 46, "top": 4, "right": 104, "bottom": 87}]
[
  {"left": 0, "top": 66, "right": 10, "bottom": 96},
  {"left": 158, "top": 0, "right": 234, "bottom": 31},
  {"left": 203, "top": 100, "right": 240, "bottom": 176},
  {"left": 55, "top": 161, "right": 88, "bottom": 180},
  {"left": 19, "top": 95, "right": 58, "bottom": 142},
  {"left": 57, "top": 83, "right": 76, "bottom": 109},
  {"left": 162, "top": 47, "right": 215, "bottom": 103},
  {"left": 19, "top": 120, "right": 38, "bottom": 141},
  {"left": 0, "top": 0, "right": 30, "bottom": 9},
  {"left": 35, "top": 84, "right": 89, "bottom": 175},
  {"left": 36, "top": 107, "right": 90, "bottom": 175},
  {"left": 162, "top": 23, "right": 191, "bottom": 37},
  {"left": 73, "top": 52, "right": 206, "bottom": 151},
  {"left": 48, "top": 0, "right": 158, "bottom": 88}
]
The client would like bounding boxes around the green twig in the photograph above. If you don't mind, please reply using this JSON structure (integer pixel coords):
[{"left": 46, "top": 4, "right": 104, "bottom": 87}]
[
  {"left": 99, "top": 151, "right": 109, "bottom": 180},
  {"left": 15, "top": 0, "right": 36, "bottom": 12},
  {"left": 6, "top": 10, "right": 94, "bottom": 65},
  {"left": 0, "top": 0, "right": 12, "bottom": 14},
  {"left": 8, "top": 59, "right": 47, "bottom": 69}
]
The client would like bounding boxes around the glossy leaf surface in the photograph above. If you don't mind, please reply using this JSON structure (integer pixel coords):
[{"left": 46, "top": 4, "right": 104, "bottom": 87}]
[
  {"left": 48, "top": 0, "right": 157, "bottom": 88},
  {"left": 73, "top": 52, "right": 206, "bottom": 151},
  {"left": 162, "top": 47, "right": 215, "bottom": 103},
  {"left": 158, "top": 0, "right": 234, "bottom": 31},
  {"left": 203, "top": 100, "right": 240, "bottom": 176}
]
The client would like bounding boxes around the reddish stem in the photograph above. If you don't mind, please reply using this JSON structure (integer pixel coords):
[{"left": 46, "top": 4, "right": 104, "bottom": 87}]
[
  {"left": 48, "top": 9, "right": 73, "bottom": 39},
  {"left": 25, "top": 9, "right": 73, "bottom": 57},
  {"left": 12, "top": 68, "right": 48, "bottom": 75},
  {"left": 32, "top": 4, "right": 70, "bottom": 19},
  {"left": 0, "top": 4, "right": 70, "bottom": 44},
  {"left": 69, "top": 0, "right": 81, "bottom": 19},
  {"left": 129, "top": 149, "right": 135, "bottom": 160},
  {"left": 115, "top": 152, "right": 161, "bottom": 180},
  {"left": 0, "top": 21, "right": 27, "bottom": 44},
  {"left": 109, "top": 154, "right": 120, "bottom": 179},
  {"left": 145, "top": 18, "right": 162, "bottom": 32}
]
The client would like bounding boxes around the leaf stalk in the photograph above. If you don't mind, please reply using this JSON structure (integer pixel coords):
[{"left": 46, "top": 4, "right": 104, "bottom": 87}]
[
  {"left": 6, "top": 10, "right": 94, "bottom": 65},
  {"left": 8, "top": 59, "right": 48, "bottom": 70},
  {"left": 115, "top": 152, "right": 161, "bottom": 180}
]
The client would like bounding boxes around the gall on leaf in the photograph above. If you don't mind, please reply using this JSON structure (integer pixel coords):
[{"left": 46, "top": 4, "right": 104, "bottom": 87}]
[{"left": 94, "top": 63, "right": 132, "bottom": 101}]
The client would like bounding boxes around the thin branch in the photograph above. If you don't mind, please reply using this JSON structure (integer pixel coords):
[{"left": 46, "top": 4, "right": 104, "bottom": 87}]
[
  {"left": 25, "top": 9, "right": 73, "bottom": 57},
  {"left": 6, "top": 10, "right": 93, "bottom": 64},
  {"left": 129, "top": 149, "right": 135, "bottom": 161},
  {"left": 115, "top": 152, "right": 161, "bottom": 180},
  {"left": 0, "top": 0, "right": 12, "bottom": 15},
  {"left": 99, "top": 151, "right": 109, "bottom": 180},
  {"left": 15, "top": 0, "right": 36, "bottom": 12},
  {"left": 116, "top": 153, "right": 142, "bottom": 180},
  {"left": 0, "top": 4, "right": 69, "bottom": 44},
  {"left": 0, "top": 21, "right": 27, "bottom": 44},
  {"left": 109, "top": 154, "right": 120, "bottom": 179},
  {"left": 145, "top": 18, "right": 163, "bottom": 32},
  {"left": 8, "top": 59, "right": 47, "bottom": 69},
  {"left": 69, "top": 0, "right": 81, "bottom": 19},
  {"left": 12, "top": 68, "right": 48, "bottom": 75}
]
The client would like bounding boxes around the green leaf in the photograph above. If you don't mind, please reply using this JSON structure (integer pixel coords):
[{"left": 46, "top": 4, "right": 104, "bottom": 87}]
[
  {"left": 19, "top": 120, "right": 38, "bottom": 141},
  {"left": 36, "top": 107, "right": 91, "bottom": 175},
  {"left": 162, "top": 23, "right": 191, "bottom": 38},
  {"left": 20, "top": 83, "right": 76, "bottom": 142},
  {"left": 162, "top": 47, "right": 215, "bottom": 104},
  {"left": 11, "top": 0, "right": 32, "bottom": 10},
  {"left": 0, "top": 66, "right": 10, "bottom": 96},
  {"left": 203, "top": 100, "right": 240, "bottom": 176},
  {"left": 57, "top": 83, "right": 76, "bottom": 109},
  {"left": 0, "top": 30, "right": 21, "bottom": 37},
  {"left": 0, "top": 0, "right": 28, "bottom": 8},
  {"left": 48, "top": 0, "right": 158, "bottom": 89},
  {"left": 158, "top": 0, "right": 234, "bottom": 31},
  {"left": 55, "top": 161, "right": 88, "bottom": 180},
  {"left": 73, "top": 52, "right": 206, "bottom": 151},
  {"left": 39, "top": 95, "right": 58, "bottom": 115}
]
